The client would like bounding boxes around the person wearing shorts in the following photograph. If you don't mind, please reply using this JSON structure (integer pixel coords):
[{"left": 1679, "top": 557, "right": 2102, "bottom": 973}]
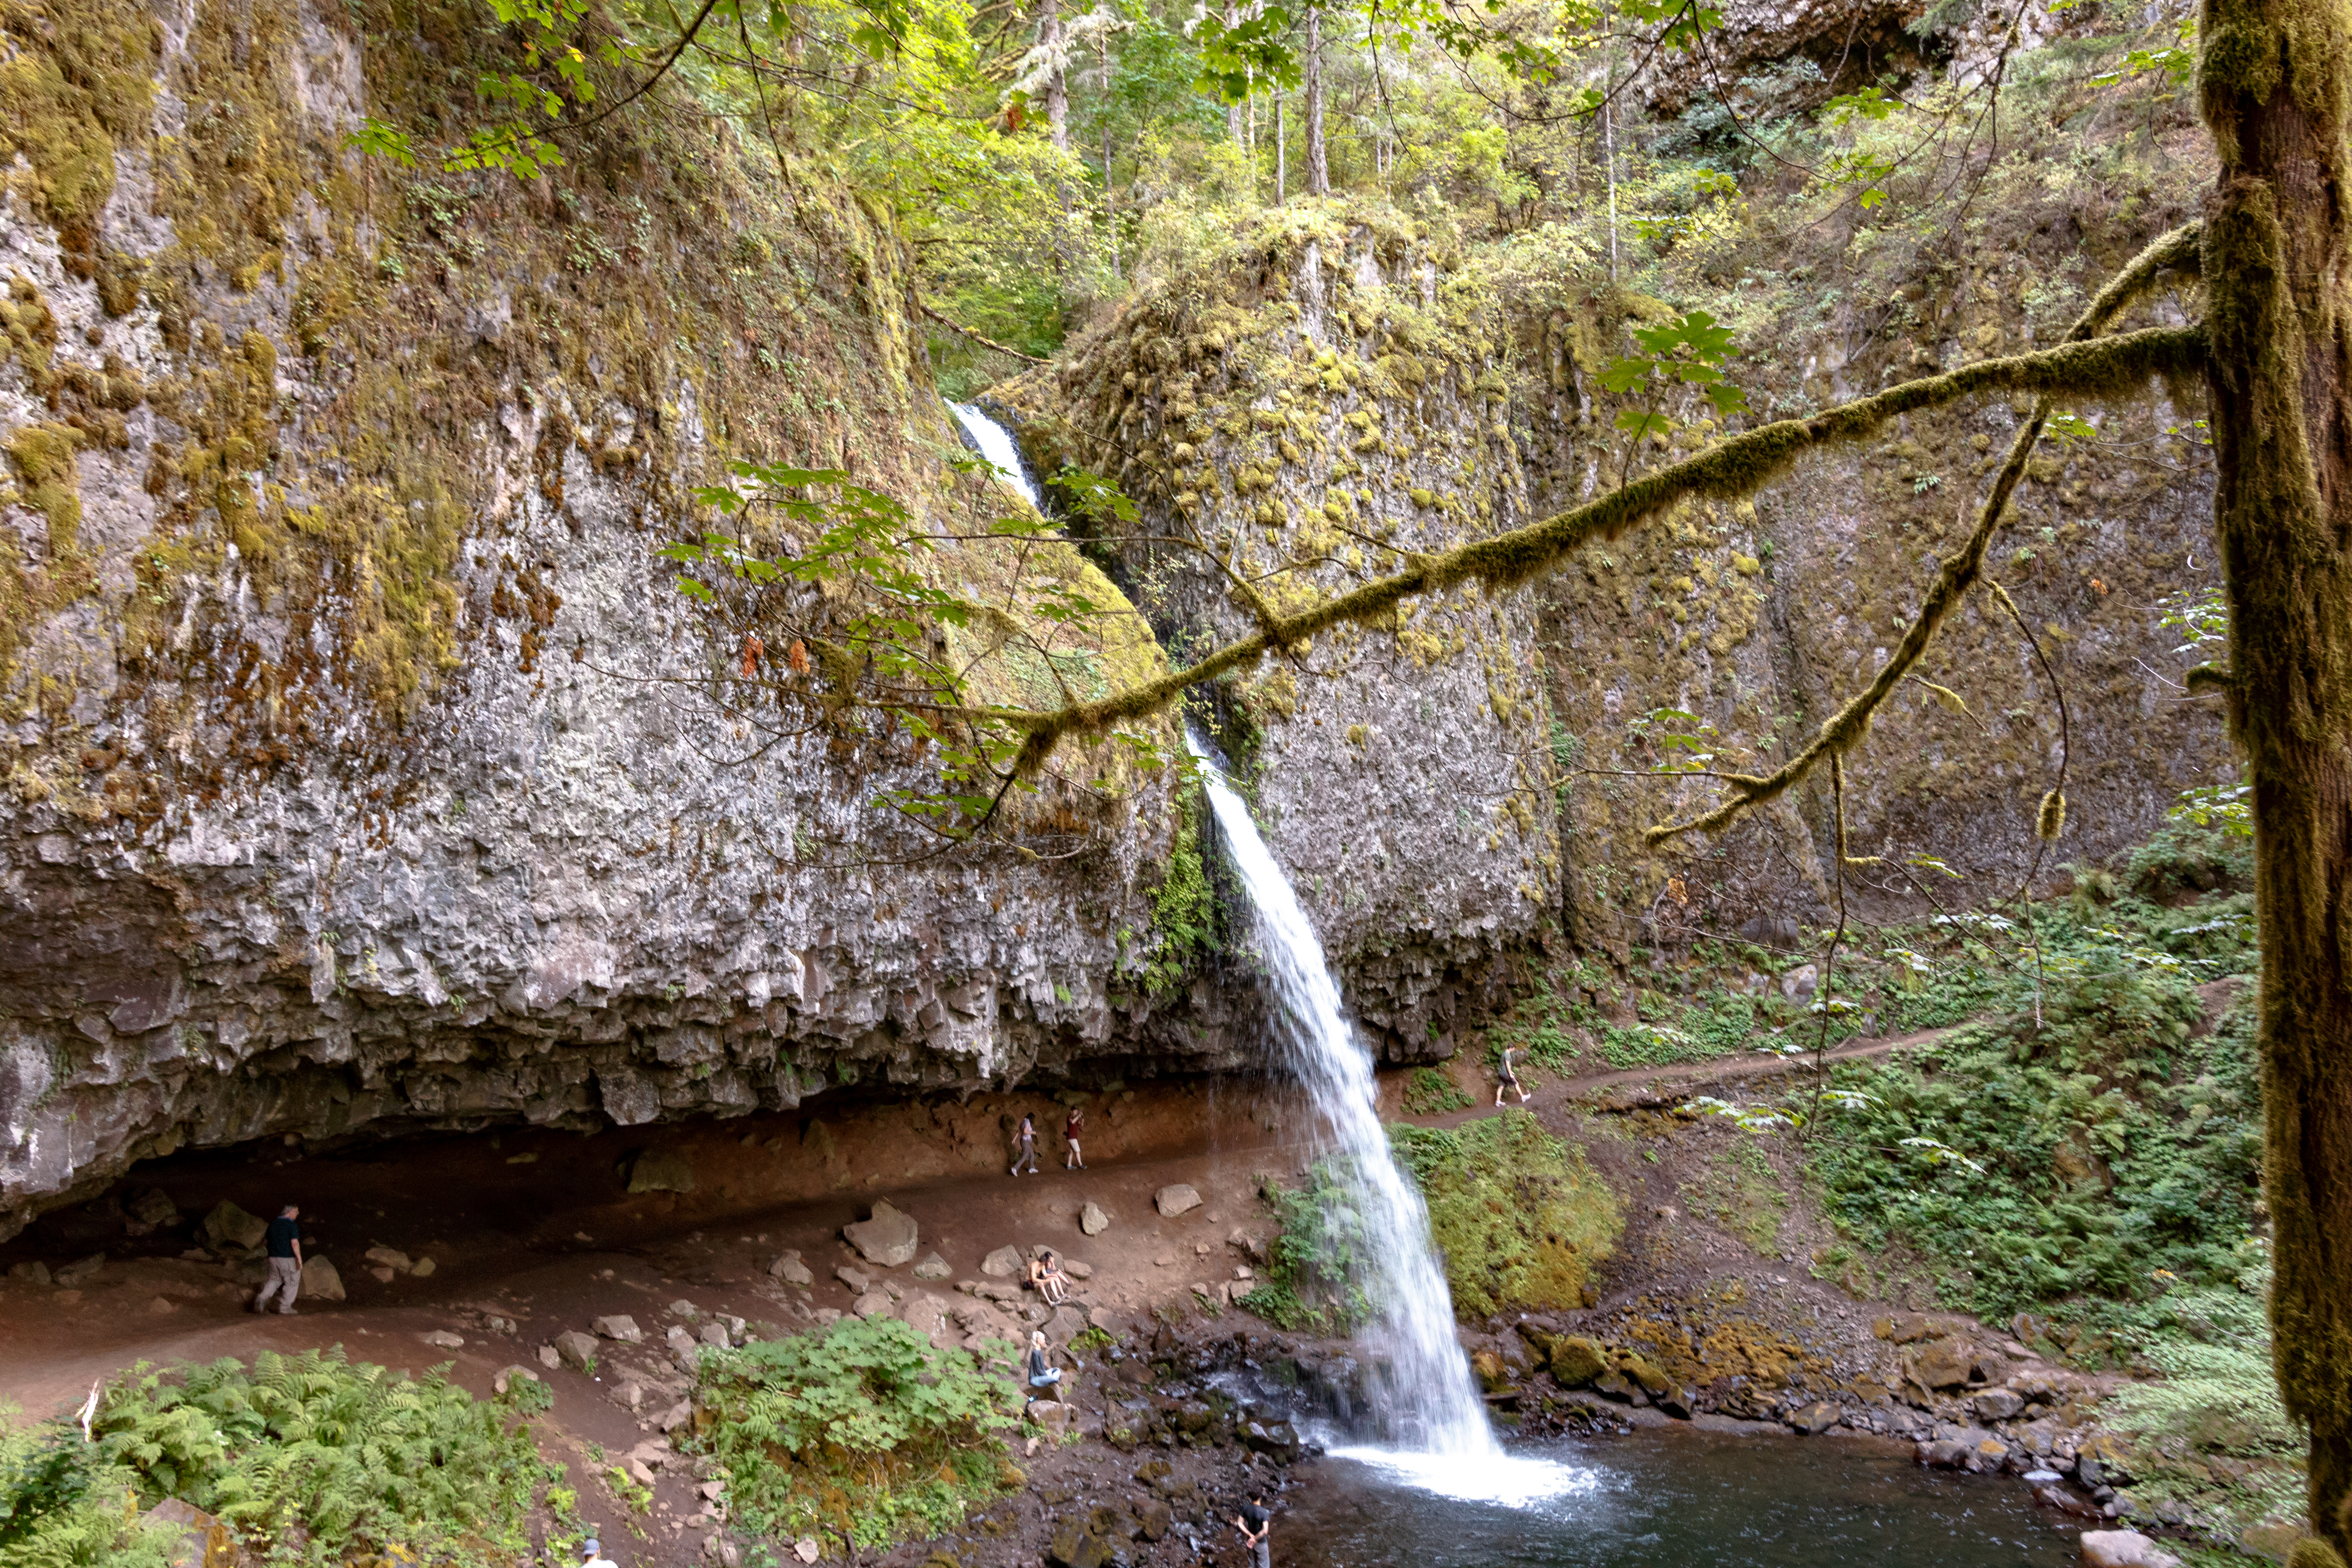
[
  {"left": 1063, "top": 1106, "right": 1086, "bottom": 1170},
  {"left": 1496, "top": 1045, "right": 1529, "bottom": 1106}
]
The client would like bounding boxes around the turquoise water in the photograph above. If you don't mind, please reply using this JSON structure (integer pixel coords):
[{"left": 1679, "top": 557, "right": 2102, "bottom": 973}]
[{"left": 1282, "top": 1429, "right": 2079, "bottom": 1568}]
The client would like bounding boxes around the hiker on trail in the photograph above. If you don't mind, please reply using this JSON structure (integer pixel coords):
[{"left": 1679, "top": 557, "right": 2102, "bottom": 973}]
[
  {"left": 580, "top": 1537, "right": 618, "bottom": 1568},
  {"left": 251, "top": 1204, "right": 303, "bottom": 1315},
  {"left": 1028, "top": 1248, "right": 1070, "bottom": 1306},
  {"left": 1495, "top": 1044, "right": 1530, "bottom": 1107},
  {"left": 1234, "top": 1488, "right": 1274, "bottom": 1568},
  {"left": 1063, "top": 1105, "right": 1086, "bottom": 1170},
  {"left": 1011, "top": 1112, "right": 1040, "bottom": 1176},
  {"left": 1026, "top": 1329, "right": 1062, "bottom": 1393}
]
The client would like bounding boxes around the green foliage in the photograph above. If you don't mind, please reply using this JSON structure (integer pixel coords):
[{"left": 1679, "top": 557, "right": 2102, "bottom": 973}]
[
  {"left": 1, "top": 1350, "right": 553, "bottom": 1567},
  {"left": 1387, "top": 1110, "right": 1620, "bottom": 1319},
  {"left": 1247, "top": 1164, "right": 1376, "bottom": 1334},
  {"left": 691, "top": 1316, "right": 1021, "bottom": 1549},
  {"left": 1811, "top": 975, "right": 2263, "bottom": 1331},
  {"left": 1141, "top": 792, "right": 1216, "bottom": 992},
  {"left": 1403, "top": 1066, "right": 1473, "bottom": 1115},
  {"left": 1598, "top": 311, "right": 1750, "bottom": 447}
]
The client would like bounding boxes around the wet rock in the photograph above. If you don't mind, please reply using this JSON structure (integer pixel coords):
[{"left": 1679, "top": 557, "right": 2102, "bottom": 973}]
[
  {"left": 595, "top": 1314, "right": 644, "bottom": 1343},
  {"left": 553, "top": 1329, "right": 600, "bottom": 1369},
  {"left": 1593, "top": 1369, "right": 1639, "bottom": 1403},
  {"left": 1081, "top": 1202, "right": 1111, "bottom": 1236},
  {"left": 1920, "top": 1439, "right": 1972, "bottom": 1469},
  {"left": 1241, "top": 1419, "right": 1300, "bottom": 1460},
  {"left": 913, "top": 1251, "right": 952, "bottom": 1280},
  {"left": 1617, "top": 1354, "right": 1672, "bottom": 1396},
  {"left": 1656, "top": 1388, "right": 1695, "bottom": 1421},
  {"left": 844, "top": 1199, "right": 919, "bottom": 1267},
  {"left": 1546, "top": 1331, "right": 1606, "bottom": 1387},
  {"left": 8, "top": 1261, "right": 49, "bottom": 1286},
  {"left": 2080, "top": 1529, "right": 2180, "bottom": 1568},
  {"left": 983, "top": 1246, "right": 1024, "bottom": 1277},
  {"left": 202, "top": 1201, "right": 267, "bottom": 1253},
  {"left": 1155, "top": 1185, "right": 1202, "bottom": 1218},
  {"left": 628, "top": 1147, "right": 697, "bottom": 1194},
  {"left": 1470, "top": 1350, "right": 1510, "bottom": 1394},
  {"left": 1786, "top": 1400, "right": 1841, "bottom": 1436},
  {"left": 769, "top": 1250, "right": 815, "bottom": 1286},
  {"left": 420, "top": 1330, "right": 465, "bottom": 1350},
  {"left": 1136, "top": 1498, "right": 1173, "bottom": 1541},
  {"left": 52, "top": 1254, "right": 104, "bottom": 1288}
]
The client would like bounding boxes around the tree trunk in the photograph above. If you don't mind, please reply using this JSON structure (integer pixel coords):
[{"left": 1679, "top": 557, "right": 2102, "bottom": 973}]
[
  {"left": 2199, "top": 0, "right": 2352, "bottom": 1556},
  {"left": 1226, "top": 0, "right": 1243, "bottom": 145},
  {"left": 1275, "top": 89, "right": 1286, "bottom": 201},
  {"left": 1040, "top": 0, "right": 1068, "bottom": 152},
  {"left": 1305, "top": 4, "right": 1327, "bottom": 196}
]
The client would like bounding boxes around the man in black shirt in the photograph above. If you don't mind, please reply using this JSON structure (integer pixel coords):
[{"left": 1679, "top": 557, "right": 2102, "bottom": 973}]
[
  {"left": 1234, "top": 1489, "right": 1272, "bottom": 1568},
  {"left": 252, "top": 1204, "right": 303, "bottom": 1315}
]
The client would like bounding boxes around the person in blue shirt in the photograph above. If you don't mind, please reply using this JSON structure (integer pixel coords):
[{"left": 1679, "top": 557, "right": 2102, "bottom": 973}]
[{"left": 251, "top": 1204, "right": 303, "bottom": 1315}]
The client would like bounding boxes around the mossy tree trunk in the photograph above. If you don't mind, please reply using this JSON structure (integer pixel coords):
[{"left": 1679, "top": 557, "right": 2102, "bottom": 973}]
[
  {"left": 2199, "top": 0, "right": 2352, "bottom": 1553},
  {"left": 1305, "top": 4, "right": 1328, "bottom": 196}
]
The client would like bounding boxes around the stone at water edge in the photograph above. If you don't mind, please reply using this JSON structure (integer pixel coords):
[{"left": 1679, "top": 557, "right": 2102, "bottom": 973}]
[
  {"left": 843, "top": 1198, "right": 920, "bottom": 1267},
  {"left": 1154, "top": 1185, "right": 1202, "bottom": 1218},
  {"left": 1974, "top": 1387, "right": 2025, "bottom": 1421},
  {"left": 552, "top": 1329, "right": 599, "bottom": 1369},
  {"left": 1617, "top": 1354, "right": 1672, "bottom": 1396},
  {"left": 769, "top": 1250, "right": 815, "bottom": 1286},
  {"left": 201, "top": 1200, "right": 268, "bottom": 1252},
  {"left": 913, "top": 1251, "right": 952, "bottom": 1279},
  {"left": 627, "top": 1146, "right": 697, "bottom": 1194},
  {"left": 420, "top": 1330, "right": 465, "bottom": 1350},
  {"left": 1080, "top": 1201, "right": 1111, "bottom": 1236},
  {"left": 2080, "top": 1529, "right": 2181, "bottom": 1568},
  {"left": 594, "top": 1314, "right": 644, "bottom": 1343},
  {"left": 1546, "top": 1334, "right": 1607, "bottom": 1386},
  {"left": 301, "top": 1256, "right": 345, "bottom": 1300},
  {"left": 982, "top": 1246, "right": 1024, "bottom": 1277},
  {"left": 1786, "top": 1400, "right": 1841, "bottom": 1435}
]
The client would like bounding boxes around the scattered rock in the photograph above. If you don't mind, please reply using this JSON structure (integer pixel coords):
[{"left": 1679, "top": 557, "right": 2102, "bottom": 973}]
[
  {"left": 536, "top": 1344, "right": 562, "bottom": 1370},
  {"left": 1044, "top": 1514, "right": 1107, "bottom": 1568},
  {"left": 900, "top": 1295, "right": 954, "bottom": 1338},
  {"left": 553, "top": 1329, "right": 600, "bottom": 1370},
  {"left": 1087, "top": 1306, "right": 1127, "bottom": 1338},
  {"left": 982, "top": 1246, "right": 1024, "bottom": 1277},
  {"left": 52, "top": 1254, "right": 105, "bottom": 1288},
  {"left": 369, "top": 1268, "right": 396, "bottom": 1284},
  {"left": 1920, "top": 1439, "right": 1972, "bottom": 1470},
  {"left": 493, "top": 1366, "right": 541, "bottom": 1397},
  {"left": 699, "top": 1320, "right": 732, "bottom": 1348},
  {"left": 627, "top": 1147, "right": 697, "bottom": 1194},
  {"left": 1908, "top": 1338, "right": 1984, "bottom": 1391},
  {"left": 2080, "top": 1529, "right": 2180, "bottom": 1568},
  {"left": 141, "top": 1497, "right": 236, "bottom": 1568},
  {"left": 1154, "top": 1185, "right": 1201, "bottom": 1218},
  {"left": 836, "top": 1265, "right": 872, "bottom": 1294},
  {"left": 301, "top": 1256, "right": 345, "bottom": 1301},
  {"left": 127, "top": 1188, "right": 181, "bottom": 1229},
  {"left": 1782, "top": 963, "right": 1819, "bottom": 1003},
  {"left": 420, "top": 1330, "right": 466, "bottom": 1350},
  {"left": 1974, "top": 1388, "right": 2025, "bottom": 1421},
  {"left": 657, "top": 1400, "right": 694, "bottom": 1433},
  {"left": 1547, "top": 1335, "right": 1608, "bottom": 1387},
  {"left": 843, "top": 1199, "right": 920, "bottom": 1268},
  {"left": 1227, "top": 1228, "right": 1268, "bottom": 1262},
  {"left": 364, "top": 1246, "right": 414, "bottom": 1274},
  {"left": 1080, "top": 1202, "right": 1111, "bottom": 1236},
  {"left": 410, "top": 1257, "right": 437, "bottom": 1279},
  {"left": 667, "top": 1324, "right": 700, "bottom": 1356},
  {"left": 793, "top": 1540, "right": 821, "bottom": 1564},
  {"left": 1045, "top": 1304, "right": 1087, "bottom": 1345},
  {"left": 1063, "top": 1259, "right": 1094, "bottom": 1280},
  {"left": 6, "top": 1261, "right": 50, "bottom": 1286},
  {"left": 1786, "top": 1400, "right": 1841, "bottom": 1436},
  {"left": 1136, "top": 1498, "right": 1173, "bottom": 1541},
  {"left": 202, "top": 1201, "right": 268, "bottom": 1253},
  {"left": 594, "top": 1315, "right": 645, "bottom": 1344},
  {"left": 769, "top": 1250, "right": 815, "bottom": 1286},
  {"left": 1617, "top": 1354, "right": 1672, "bottom": 1396},
  {"left": 147, "top": 1295, "right": 176, "bottom": 1315},
  {"left": 913, "top": 1252, "right": 952, "bottom": 1280},
  {"left": 853, "top": 1290, "right": 894, "bottom": 1319},
  {"left": 1031, "top": 1401, "right": 1073, "bottom": 1435}
]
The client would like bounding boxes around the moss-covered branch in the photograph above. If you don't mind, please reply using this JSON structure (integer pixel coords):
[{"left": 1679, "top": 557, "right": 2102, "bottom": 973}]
[
  {"left": 1644, "top": 223, "right": 2205, "bottom": 846},
  {"left": 934, "top": 319, "right": 2207, "bottom": 777}
]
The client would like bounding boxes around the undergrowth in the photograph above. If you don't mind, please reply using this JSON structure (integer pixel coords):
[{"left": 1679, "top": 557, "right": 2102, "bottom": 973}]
[
  {"left": 689, "top": 1315, "right": 1023, "bottom": 1550},
  {"left": 1403, "top": 1067, "right": 1472, "bottom": 1115},
  {"left": 0, "top": 1348, "right": 554, "bottom": 1567}
]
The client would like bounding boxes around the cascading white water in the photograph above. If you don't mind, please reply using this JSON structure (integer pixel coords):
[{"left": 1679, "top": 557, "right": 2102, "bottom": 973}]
[
  {"left": 1187, "top": 732, "right": 1498, "bottom": 1457},
  {"left": 947, "top": 401, "right": 1041, "bottom": 510}
]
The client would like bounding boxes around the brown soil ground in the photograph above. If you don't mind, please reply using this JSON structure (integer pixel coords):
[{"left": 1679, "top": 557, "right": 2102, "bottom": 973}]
[{"left": 0, "top": 1018, "right": 2016, "bottom": 1567}]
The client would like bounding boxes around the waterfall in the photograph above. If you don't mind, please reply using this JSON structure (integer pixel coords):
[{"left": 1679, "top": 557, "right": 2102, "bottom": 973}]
[
  {"left": 1187, "top": 732, "right": 1498, "bottom": 1458},
  {"left": 947, "top": 401, "right": 1041, "bottom": 511}
]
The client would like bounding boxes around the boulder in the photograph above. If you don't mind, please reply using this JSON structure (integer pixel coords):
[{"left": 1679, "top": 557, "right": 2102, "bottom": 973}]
[
  {"left": 1044, "top": 1515, "right": 1109, "bottom": 1568},
  {"left": 913, "top": 1252, "right": 952, "bottom": 1280},
  {"left": 536, "top": 1344, "right": 561, "bottom": 1370},
  {"left": 552, "top": 1329, "right": 599, "bottom": 1370},
  {"left": 1786, "top": 1400, "right": 1841, "bottom": 1436},
  {"left": 666, "top": 1324, "right": 700, "bottom": 1357},
  {"left": 1080, "top": 1202, "right": 1111, "bottom": 1236},
  {"left": 1920, "top": 1439, "right": 1972, "bottom": 1470},
  {"left": 1045, "top": 1304, "right": 1088, "bottom": 1345},
  {"left": 982, "top": 1246, "right": 1025, "bottom": 1277},
  {"left": 853, "top": 1290, "right": 894, "bottom": 1319},
  {"left": 364, "top": 1246, "right": 413, "bottom": 1273},
  {"left": 1548, "top": 1336, "right": 1608, "bottom": 1387},
  {"left": 627, "top": 1146, "right": 697, "bottom": 1194},
  {"left": 127, "top": 1188, "right": 181, "bottom": 1229},
  {"left": 1227, "top": 1227, "right": 1269, "bottom": 1262},
  {"left": 1087, "top": 1305, "right": 1127, "bottom": 1338},
  {"left": 141, "top": 1496, "right": 239, "bottom": 1568},
  {"left": 769, "top": 1250, "right": 815, "bottom": 1286},
  {"left": 52, "top": 1254, "right": 105, "bottom": 1288},
  {"left": 1470, "top": 1350, "right": 1510, "bottom": 1393},
  {"left": 844, "top": 1199, "right": 920, "bottom": 1267},
  {"left": 493, "top": 1366, "right": 541, "bottom": 1397},
  {"left": 1974, "top": 1388, "right": 2026, "bottom": 1421},
  {"left": 420, "top": 1330, "right": 465, "bottom": 1350},
  {"left": 656, "top": 1400, "right": 694, "bottom": 1433},
  {"left": 2080, "top": 1530, "right": 2181, "bottom": 1568},
  {"left": 836, "top": 1265, "right": 872, "bottom": 1294},
  {"left": 1656, "top": 1387, "right": 1695, "bottom": 1420},
  {"left": 201, "top": 1201, "right": 268, "bottom": 1252},
  {"left": 1908, "top": 1338, "right": 1983, "bottom": 1390},
  {"left": 1136, "top": 1498, "right": 1173, "bottom": 1541},
  {"left": 1782, "top": 963, "right": 1819, "bottom": 1003},
  {"left": 900, "top": 1295, "right": 954, "bottom": 1338},
  {"left": 1617, "top": 1354, "right": 1672, "bottom": 1396},
  {"left": 410, "top": 1257, "right": 436, "bottom": 1279},
  {"left": 1032, "top": 1400, "right": 1073, "bottom": 1434},
  {"left": 6, "top": 1261, "right": 50, "bottom": 1286},
  {"left": 1154, "top": 1185, "right": 1201, "bottom": 1218},
  {"left": 699, "top": 1320, "right": 732, "bottom": 1348},
  {"left": 303, "top": 1255, "right": 347, "bottom": 1299},
  {"left": 594, "top": 1314, "right": 644, "bottom": 1344}
]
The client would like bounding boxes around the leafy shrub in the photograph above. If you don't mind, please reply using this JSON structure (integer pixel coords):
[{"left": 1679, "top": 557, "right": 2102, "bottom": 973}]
[
  {"left": 1245, "top": 1164, "right": 1378, "bottom": 1334},
  {"left": 1, "top": 1349, "right": 553, "bottom": 1567},
  {"left": 1388, "top": 1110, "right": 1621, "bottom": 1319},
  {"left": 1811, "top": 972, "right": 2262, "bottom": 1328},
  {"left": 1403, "top": 1067, "right": 1472, "bottom": 1115},
  {"left": 691, "top": 1315, "right": 1022, "bottom": 1549}
]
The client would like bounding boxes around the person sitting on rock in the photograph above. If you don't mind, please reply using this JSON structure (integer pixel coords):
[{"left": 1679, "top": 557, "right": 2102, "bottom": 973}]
[
  {"left": 1026, "top": 1330, "right": 1063, "bottom": 1394},
  {"left": 1028, "top": 1248, "right": 1070, "bottom": 1305},
  {"left": 251, "top": 1204, "right": 303, "bottom": 1316}
]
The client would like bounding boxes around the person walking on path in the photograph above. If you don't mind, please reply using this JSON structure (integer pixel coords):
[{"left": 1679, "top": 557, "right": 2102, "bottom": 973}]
[
  {"left": 1234, "top": 1489, "right": 1273, "bottom": 1568},
  {"left": 579, "top": 1537, "right": 618, "bottom": 1568},
  {"left": 1026, "top": 1330, "right": 1063, "bottom": 1394},
  {"left": 252, "top": 1204, "right": 303, "bottom": 1315},
  {"left": 1063, "top": 1106, "right": 1086, "bottom": 1170},
  {"left": 1495, "top": 1045, "right": 1529, "bottom": 1107},
  {"left": 1011, "top": 1112, "right": 1039, "bottom": 1175}
]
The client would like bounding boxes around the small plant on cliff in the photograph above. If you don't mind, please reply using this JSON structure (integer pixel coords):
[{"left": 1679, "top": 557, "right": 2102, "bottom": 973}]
[
  {"left": 1403, "top": 1067, "right": 1472, "bottom": 1115},
  {"left": 689, "top": 1316, "right": 1022, "bottom": 1550}
]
